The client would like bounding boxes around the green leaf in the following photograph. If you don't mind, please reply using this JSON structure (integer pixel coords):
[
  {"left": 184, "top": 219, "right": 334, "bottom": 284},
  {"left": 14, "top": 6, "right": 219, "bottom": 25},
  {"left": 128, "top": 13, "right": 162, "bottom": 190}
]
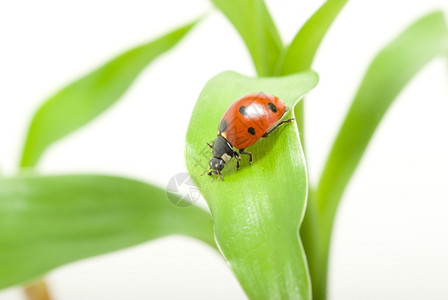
[
  {"left": 210, "top": 0, "right": 283, "bottom": 76},
  {"left": 276, "top": 0, "right": 348, "bottom": 75},
  {"left": 300, "top": 11, "right": 448, "bottom": 300},
  {"left": 0, "top": 174, "right": 215, "bottom": 289},
  {"left": 317, "top": 10, "right": 448, "bottom": 223},
  {"left": 186, "top": 71, "right": 318, "bottom": 299},
  {"left": 20, "top": 19, "right": 200, "bottom": 168},
  {"left": 275, "top": 0, "right": 348, "bottom": 136}
]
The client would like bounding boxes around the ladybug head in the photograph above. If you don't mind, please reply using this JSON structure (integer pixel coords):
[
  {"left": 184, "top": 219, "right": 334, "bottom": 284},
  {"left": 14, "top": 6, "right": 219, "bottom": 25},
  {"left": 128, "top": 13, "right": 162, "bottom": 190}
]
[
  {"left": 202, "top": 136, "right": 234, "bottom": 181},
  {"left": 209, "top": 157, "right": 225, "bottom": 173},
  {"left": 201, "top": 157, "right": 225, "bottom": 181}
]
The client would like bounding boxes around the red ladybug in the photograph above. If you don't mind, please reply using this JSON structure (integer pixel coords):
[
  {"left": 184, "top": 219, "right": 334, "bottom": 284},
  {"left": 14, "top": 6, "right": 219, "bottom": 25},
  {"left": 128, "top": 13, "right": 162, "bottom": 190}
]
[{"left": 206, "top": 92, "right": 294, "bottom": 180}]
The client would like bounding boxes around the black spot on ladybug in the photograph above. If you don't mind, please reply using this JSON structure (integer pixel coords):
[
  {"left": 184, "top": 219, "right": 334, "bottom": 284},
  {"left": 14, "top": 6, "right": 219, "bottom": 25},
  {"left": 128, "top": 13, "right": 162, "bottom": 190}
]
[
  {"left": 268, "top": 102, "right": 277, "bottom": 113},
  {"left": 248, "top": 127, "right": 256, "bottom": 135},
  {"left": 219, "top": 119, "right": 227, "bottom": 133},
  {"left": 239, "top": 106, "right": 247, "bottom": 116}
]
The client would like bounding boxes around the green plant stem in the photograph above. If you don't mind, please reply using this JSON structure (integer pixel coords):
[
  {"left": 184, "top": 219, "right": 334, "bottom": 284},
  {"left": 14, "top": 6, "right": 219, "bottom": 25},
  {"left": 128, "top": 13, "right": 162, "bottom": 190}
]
[{"left": 300, "top": 192, "right": 333, "bottom": 300}]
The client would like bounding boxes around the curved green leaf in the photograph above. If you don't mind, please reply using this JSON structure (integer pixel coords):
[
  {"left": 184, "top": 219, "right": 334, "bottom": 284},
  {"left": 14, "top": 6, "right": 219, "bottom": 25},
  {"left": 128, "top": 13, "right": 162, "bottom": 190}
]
[
  {"left": 186, "top": 71, "right": 318, "bottom": 299},
  {"left": 210, "top": 0, "right": 282, "bottom": 76},
  {"left": 276, "top": 0, "right": 348, "bottom": 75},
  {"left": 275, "top": 0, "right": 348, "bottom": 136},
  {"left": 20, "top": 19, "right": 200, "bottom": 168},
  {"left": 300, "top": 11, "right": 448, "bottom": 300},
  {"left": 0, "top": 174, "right": 215, "bottom": 289},
  {"left": 317, "top": 10, "right": 448, "bottom": 224}
]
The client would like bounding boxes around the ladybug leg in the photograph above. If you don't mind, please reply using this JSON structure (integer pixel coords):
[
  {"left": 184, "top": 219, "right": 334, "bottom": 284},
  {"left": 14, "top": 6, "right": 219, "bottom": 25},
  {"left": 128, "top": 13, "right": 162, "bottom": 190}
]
[
  {"left": 206, "top": 141, "right": 214, "bottom": 149},
  {"left": 262, "top": 118, "right": 295, "bottom": 138},
  {"left": 208, "top": 170, "right": 224, "bottom": 180},
  {"left": 233, "top": 151, "right": 241, "bottom": 170},
  {"left": 239, "top": 149, "right": 253, "bottom": 165}
]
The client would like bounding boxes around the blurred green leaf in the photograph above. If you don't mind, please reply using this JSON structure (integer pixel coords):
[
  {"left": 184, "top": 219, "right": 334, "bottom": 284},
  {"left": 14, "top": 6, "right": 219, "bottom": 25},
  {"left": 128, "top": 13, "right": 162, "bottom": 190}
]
[
  {"left": 186, "top": 71, "right": 318, "bottom": 299},
  {"left": 317, "top": 10, "right": 448, "bottom": 223},
  {"left": 210, "top": 0, "right": 282, "bottom": 76},
  {"left": 20, "top": 19, "right": 200, "bottom": 168},
  {"left": 275, "top": 0, "right": 348, "bottom": 136},
  {"left": 300, "top": 11, "right": 448, "bottom": 300},
  {"left": 276, "top": 0, "right": 348, "bottom": 75},
  {"left": 0, "top": 174, "right": 215, "bottom": 289}
]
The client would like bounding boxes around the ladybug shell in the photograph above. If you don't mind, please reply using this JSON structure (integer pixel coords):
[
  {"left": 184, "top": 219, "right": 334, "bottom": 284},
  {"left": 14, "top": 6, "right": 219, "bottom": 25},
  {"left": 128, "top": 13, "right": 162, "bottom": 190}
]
[{"left": 218, "top": 93, "right": 286, "bottom": 149}]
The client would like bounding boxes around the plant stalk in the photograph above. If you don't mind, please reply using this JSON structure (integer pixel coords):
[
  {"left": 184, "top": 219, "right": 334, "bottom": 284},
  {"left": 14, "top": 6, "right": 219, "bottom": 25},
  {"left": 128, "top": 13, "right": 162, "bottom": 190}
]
[{"left": 300, "top": 191, "right": 334, "bottom": 300}]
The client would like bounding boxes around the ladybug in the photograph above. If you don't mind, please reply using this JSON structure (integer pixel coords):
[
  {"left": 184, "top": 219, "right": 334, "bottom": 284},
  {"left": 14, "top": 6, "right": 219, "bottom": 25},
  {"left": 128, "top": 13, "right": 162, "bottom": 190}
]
[{"left": 205, "top": 92, "right": 294, "bottom": 180}]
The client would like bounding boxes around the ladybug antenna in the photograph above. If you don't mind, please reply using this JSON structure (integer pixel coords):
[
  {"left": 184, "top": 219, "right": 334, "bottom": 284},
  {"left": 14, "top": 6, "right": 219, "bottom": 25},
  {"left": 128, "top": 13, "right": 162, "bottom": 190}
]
[{"left": 201, "top": 168, "right": 212, "bottom": 176}]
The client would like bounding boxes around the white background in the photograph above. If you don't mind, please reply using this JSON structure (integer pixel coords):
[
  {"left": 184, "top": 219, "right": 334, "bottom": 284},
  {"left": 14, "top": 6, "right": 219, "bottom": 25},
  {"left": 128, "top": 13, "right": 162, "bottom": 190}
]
[{"left": 1, "top": 0, "right": 448, "bottom": 299}]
